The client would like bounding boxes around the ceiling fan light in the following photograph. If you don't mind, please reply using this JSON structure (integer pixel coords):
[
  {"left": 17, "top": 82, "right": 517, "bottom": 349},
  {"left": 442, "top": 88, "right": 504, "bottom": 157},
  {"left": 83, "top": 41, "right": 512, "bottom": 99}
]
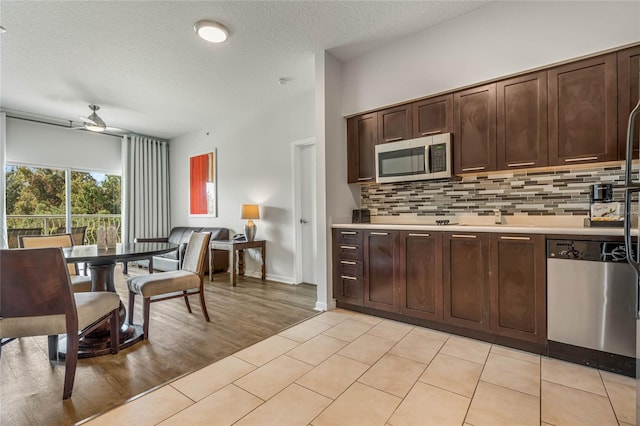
[
  {"left": 194, "top": 20, "right": 229, "bottom": 43},
  {"left": 84, "top": 123, "right": 105, "bottom": 132}
]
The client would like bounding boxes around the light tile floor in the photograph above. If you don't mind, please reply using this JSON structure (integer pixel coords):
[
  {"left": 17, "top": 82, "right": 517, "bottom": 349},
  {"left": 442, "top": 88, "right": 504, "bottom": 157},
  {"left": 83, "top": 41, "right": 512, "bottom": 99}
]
[{"left": 84, "top": 309, "right": 636, "bottom": 426}]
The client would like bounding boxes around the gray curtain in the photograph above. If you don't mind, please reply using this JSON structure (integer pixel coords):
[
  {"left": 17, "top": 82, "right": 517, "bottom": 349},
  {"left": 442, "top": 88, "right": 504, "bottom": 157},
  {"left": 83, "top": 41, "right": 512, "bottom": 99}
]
[{"left": 122, "top": 135, "right": 170, "bottom": 243}]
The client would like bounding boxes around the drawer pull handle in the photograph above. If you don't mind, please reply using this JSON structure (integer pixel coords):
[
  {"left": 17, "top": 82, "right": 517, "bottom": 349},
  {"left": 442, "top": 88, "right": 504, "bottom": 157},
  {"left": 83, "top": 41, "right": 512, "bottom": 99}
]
[
  {"left": 340, "top": 245, "right": 357, "bottom": 250},
  {"left": 461, "top": 166, "right": 485, "bottom": 172},
  {"left": 408, "top": 233, "right": 430, "bottom": 237},
  {"left": 500, "top": 236, "right": 531, "bottom": 241},
  {"left": 341, "top": 260, "right": 357, "bottom": 265},
  {"left": 370, "top": 232, "right": 389, "bottom": 236},
  {"left": 565, "top": 156, "right": 598, "bottom": 163},
  {"left": 507, "top": 162, "right": 535, "bottom": 167},
  {"left": 341, "top": 275, "right": 358, "bottom": 281},
  {"left": 341, "top": 231, "right": 357, "bottom": 235},
  {"left": 384, "top": 137, "right": 403, "bottom": 142},
  {"left": 421, "top": 130, "right": 441, "bottom": 136},
  {"left": 451, "top": 234, "right": 477, "bottom": 239},
  {"left": 357, "top": 177, "right": 374, "bottom": 181}
]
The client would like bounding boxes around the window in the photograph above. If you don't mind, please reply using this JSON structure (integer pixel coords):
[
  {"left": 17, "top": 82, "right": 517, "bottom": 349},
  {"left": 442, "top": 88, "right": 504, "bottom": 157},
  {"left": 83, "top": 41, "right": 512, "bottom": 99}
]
[{"left": 5, "top": 164, "right": 121, "bottom": 244}]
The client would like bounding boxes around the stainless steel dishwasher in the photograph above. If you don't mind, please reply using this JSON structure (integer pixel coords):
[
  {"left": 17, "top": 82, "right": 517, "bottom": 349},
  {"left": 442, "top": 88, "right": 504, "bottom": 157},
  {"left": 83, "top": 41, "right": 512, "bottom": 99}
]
[{"left": 547, "top": 239, "right": 637, "bottom": 362}]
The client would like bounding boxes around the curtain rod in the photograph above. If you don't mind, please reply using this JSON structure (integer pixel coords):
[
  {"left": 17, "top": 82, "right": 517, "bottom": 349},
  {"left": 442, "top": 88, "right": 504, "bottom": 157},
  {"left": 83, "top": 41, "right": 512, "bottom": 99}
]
[{"left": 5, "top": 114, "right": 127, "bottom": 138}]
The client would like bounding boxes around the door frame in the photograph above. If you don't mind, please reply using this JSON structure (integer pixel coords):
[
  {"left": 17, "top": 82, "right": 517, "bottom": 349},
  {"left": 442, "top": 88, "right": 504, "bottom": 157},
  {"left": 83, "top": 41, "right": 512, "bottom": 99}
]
[{"left": 291, "top": 137, "right": 316, "bottom": 284}]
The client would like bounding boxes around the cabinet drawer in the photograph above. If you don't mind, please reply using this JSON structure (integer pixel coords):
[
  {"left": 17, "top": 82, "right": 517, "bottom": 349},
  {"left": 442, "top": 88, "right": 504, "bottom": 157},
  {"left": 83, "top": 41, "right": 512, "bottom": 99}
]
[
  {"left": 337, "top": 229, "right": 363, "bottom": 245},
  {"left": 336, "top": 274, "right": 363, "bottom": 305},
  {"left": 337, "top": 259, "right": 363, "bottom": 277},
  {"left": 337, "top": 243, "right": 363, "bottom": 260}
]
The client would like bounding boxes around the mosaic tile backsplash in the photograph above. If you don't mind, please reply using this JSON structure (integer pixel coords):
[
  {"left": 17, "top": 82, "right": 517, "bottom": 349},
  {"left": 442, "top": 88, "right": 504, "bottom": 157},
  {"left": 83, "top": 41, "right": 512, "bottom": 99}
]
[{"left": 361, "top": 164, "right": 634, "bottom": 217}]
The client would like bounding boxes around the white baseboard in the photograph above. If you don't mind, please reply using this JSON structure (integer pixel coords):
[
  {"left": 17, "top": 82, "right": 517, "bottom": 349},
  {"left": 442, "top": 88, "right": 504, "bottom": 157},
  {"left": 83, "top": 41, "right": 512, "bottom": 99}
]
[{"left": 314, "top": 299, "right": 336, "bottom": 312}]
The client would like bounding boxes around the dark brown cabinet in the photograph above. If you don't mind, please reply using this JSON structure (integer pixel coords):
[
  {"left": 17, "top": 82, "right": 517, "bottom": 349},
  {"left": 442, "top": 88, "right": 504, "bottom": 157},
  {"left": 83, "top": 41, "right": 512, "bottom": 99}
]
[
  {"left": 412, "top": 94, "right": 453, "bottom": 138},
  {"left": 443, "top": 232, "right": 491, "bottom": 331},
  {"left": 398, "top": 231, "right": 443, "bottom": 321},
  {"left": 497, "top": 72, "right": 548, "bottom": 169},
  {"left": 618, "top": 45, "right": 640, "bottom": 160},
  {"left": 332, "top": 229, "right": 364, "bottom": 306},
  {"left": 548, "top": 53, "right": 617, "bottom": 165},
  {"left": 346, "top": 113, "right": 378, "bottom": 184},
  {"left": 454, "top": 84, "right": 497, "bottom": 174},
  {"left": 489, "top": 234, "right": 546, "bottom": 344},
  {"left": 377, "top": 105, "right": 413, "bottom": 144},
  {"left": 363, "top": 230, "right": 398, "bottom": 312}
]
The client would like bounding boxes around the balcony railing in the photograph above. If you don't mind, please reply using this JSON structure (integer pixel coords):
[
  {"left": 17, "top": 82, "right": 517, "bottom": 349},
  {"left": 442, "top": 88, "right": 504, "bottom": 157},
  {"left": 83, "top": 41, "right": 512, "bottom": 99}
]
[{"left": 6, "top": 214, "right": 122, "bottom": 244}]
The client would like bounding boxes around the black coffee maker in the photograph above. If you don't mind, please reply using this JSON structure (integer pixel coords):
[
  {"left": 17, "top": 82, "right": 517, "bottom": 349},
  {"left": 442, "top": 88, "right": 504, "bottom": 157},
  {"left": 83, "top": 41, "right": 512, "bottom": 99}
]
[{"left": 589, "top": 183, "right": 613, "bottom": 203}]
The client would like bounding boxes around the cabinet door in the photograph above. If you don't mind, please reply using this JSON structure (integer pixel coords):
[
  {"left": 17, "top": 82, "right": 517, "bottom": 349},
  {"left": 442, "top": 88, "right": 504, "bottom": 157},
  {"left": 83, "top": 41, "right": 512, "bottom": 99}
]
[
  {"left": 443, "top": 232, "right": 491, "bottom": 331},
  {"left": 413, "top": 94, "right": 453, "bottom": 138},
  {"left": 454, "top": 84, "right": 497, "bottom": 174},
  {"left": 347, "top": 113, "right": 377, "bottom": 184},
  {"left": 378, "top": 104, "right": 412, "bottom": 144},
  {"left": 548, "top": 53, "right": 617, "bottom": 165},
  {"left": 364, "top": 230, "right": 398, "bottom": 312},
  {"left": 489, "top": 234, "right": 546, "bottom": 344},
  {"left": 497, "top": 72, "right": 548, "bottom": 170},
  {"left": 618, "top": 45, "right": 640, "bottom": 160},
  {"left": 398, "top": 231, "right": 443, "bottom": 321}
]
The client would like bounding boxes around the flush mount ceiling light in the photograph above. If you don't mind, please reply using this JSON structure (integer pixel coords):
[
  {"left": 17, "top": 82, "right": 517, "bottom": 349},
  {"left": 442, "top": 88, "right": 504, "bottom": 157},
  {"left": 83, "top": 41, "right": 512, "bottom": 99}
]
[{"left": 194, "top": 20, "right": 229, "bottom": 43}]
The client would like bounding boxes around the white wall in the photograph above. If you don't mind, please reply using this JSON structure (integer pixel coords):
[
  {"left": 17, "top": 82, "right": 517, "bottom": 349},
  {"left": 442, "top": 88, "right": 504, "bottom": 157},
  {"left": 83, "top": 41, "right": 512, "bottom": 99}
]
[
  {"left": 169, "top": 91, "right": 314, "bottom": 283},
  {"left": 5, "top": 117, "right": 121, "bottom": 172},
  {"left": 341, "top": 1, "right": 640, "bottom": 116}
]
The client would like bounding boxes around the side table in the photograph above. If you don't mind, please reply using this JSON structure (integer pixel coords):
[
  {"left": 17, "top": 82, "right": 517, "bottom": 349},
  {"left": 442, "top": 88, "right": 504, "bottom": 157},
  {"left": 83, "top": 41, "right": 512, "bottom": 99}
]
[{"left": 210, "top": 239, "right": 266, "bottom": 286}]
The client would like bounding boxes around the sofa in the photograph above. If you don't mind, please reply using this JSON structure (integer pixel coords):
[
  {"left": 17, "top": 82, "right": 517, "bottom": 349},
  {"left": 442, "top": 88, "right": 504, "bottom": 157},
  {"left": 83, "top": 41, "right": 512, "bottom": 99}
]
[{"left": 134, "top": 226, "right": 229, "bottom": 273}]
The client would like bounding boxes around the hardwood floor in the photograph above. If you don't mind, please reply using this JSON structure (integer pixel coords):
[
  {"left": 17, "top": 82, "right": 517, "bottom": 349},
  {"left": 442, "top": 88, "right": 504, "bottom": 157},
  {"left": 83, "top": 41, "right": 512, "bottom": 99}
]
[{"left": 0, "top": 265, "right": 318, "bottom": 426}]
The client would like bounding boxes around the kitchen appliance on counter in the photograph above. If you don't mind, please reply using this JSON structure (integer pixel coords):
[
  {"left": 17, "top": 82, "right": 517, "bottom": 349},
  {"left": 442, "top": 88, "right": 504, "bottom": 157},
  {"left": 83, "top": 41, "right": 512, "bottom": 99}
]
[
  {"left": 589, "top": 183, "right": 624, "bottom": 227},
  {"left": 351, "top": 209, "right": 370, "bottom": 224},
  {"left": 375, "top": 133, "right": 452, "bottom": 183},
  {"left": 547, "top": 238, "right": 636, "bottom": 376}
]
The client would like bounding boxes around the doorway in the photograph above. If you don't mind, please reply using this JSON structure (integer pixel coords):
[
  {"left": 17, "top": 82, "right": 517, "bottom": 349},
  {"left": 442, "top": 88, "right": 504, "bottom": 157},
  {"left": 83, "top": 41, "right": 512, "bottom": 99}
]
[{"left": 292, "top": 138, "right": 317, "bottom": 285}]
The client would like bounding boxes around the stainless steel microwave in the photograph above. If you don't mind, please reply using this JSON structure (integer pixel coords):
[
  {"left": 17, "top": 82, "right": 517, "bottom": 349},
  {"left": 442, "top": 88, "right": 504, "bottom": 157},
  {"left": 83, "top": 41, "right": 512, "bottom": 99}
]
[{"left": 375, "top": 133, "right": 452, "bottom": 183}]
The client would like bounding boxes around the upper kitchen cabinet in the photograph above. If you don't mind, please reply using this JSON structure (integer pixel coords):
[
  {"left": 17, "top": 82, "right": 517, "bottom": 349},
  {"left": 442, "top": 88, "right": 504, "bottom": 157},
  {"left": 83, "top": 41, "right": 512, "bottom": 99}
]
[
  {"left": 412, "top": 94, "right": 453, "bottom": 138},
  {"left": 378, "top": 104, "right": 413, "bottom": 143},
  {"left": 548, "top": 53, "right": 617, "bottom": 165},
  {"left": 347, "top": 112, "right": 377, "bottom": 184},
  {"left": 454, "top": 84, "right": 497, "bottom": 174},
  {"left": 618, "top": 45, "right": 640, "bottom": 160},
  {"left": 497, "top": 72, "right": 548, "bottom": 170}
]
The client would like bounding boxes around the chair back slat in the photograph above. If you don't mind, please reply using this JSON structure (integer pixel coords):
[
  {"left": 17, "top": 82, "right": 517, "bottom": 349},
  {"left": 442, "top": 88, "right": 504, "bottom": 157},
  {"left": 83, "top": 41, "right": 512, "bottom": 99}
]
[
  {"left": 56, "top": 226, "right": 87, "bottom": 246},
  {"left": 0, "top": 247, "right": 74, "bottom": 318},
  {"left": 19, "top": 234, "right": 79, "bottom": 276},
  {"left": 182, "top": 232, "right": 211, "bottom": 274}
]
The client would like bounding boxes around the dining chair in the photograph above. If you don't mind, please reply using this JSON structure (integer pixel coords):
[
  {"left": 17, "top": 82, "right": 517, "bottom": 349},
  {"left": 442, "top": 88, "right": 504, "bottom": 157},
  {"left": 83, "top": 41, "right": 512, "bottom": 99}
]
[
  {"left": 0, "top": 247, "right": 120, "bottom": 399},
  {"left": 19, "top": 234, "right": 93, "bottom": 292},
  {"left": 127, "top": 231, "right": 212, "bottom": 340},
  {"left": 6, "top": 227, "right": 43, "bottom": 248}
]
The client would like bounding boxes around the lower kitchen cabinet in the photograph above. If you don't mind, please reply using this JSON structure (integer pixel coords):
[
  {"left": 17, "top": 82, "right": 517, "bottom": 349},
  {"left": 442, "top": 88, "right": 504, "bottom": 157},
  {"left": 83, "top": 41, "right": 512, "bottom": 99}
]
[
  {"left": 398, "top": 231, "right": 443, "bottom": 321},
  {"left": 333, "top": 227, "right": 547, "bottom": 351},
  {"left": 443, "top": 232, "right": 491, "bottom": 331},
  {"left": 363, "top": 230, "right": 398, "bottom": 312},
  {"left": 333, "top": 229, "right": 364, "bottom": 306},
  {"left": 490, "top": 234, "right": 546, "bottom": 344}
]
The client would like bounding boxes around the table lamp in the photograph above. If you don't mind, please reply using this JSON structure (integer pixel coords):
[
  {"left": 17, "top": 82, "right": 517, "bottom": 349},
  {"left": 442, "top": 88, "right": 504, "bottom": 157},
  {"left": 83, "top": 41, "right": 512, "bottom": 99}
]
[{"left": 241, "top": 204, "right": 260, "bottom": 241}]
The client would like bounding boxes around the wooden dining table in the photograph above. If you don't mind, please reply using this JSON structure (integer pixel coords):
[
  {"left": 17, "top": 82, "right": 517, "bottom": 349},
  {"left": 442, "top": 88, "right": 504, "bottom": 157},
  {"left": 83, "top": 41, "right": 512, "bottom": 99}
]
[{"left": 62, "top": 242, "right": 178, "bottom": 357}]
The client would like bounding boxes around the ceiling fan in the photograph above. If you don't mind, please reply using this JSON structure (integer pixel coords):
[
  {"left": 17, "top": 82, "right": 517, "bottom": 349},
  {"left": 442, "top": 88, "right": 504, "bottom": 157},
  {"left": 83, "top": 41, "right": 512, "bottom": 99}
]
[{"left": 70, "top": 104, "right": 129, "bottom": 134}]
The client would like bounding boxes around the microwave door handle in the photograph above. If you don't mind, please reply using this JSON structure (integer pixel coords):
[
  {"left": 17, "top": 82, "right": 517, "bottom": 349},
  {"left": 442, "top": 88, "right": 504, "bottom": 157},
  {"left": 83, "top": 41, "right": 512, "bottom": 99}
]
[{"left": 425, "top": 145, "right": 431, "bottom": 174}]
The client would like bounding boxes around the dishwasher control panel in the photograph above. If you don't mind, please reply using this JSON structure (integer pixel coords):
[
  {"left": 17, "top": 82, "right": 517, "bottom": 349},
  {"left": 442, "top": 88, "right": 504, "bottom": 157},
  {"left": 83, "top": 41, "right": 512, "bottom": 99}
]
[{"left": 547, "top": 239, "right": 632, "bottom": 262}]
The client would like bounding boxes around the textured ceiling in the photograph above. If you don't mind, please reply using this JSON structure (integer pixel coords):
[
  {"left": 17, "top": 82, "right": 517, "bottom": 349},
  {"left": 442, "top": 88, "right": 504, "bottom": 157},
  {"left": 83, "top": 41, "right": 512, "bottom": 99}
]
[{"left": 0, "top": 1, "right": 490, "bottom": 140}]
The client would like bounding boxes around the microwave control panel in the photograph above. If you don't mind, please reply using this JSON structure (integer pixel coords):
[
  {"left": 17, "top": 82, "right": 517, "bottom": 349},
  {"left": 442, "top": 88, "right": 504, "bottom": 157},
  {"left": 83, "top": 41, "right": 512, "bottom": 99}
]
[{"left": 430, "top": 143, "right": 448, "bottom": 173}]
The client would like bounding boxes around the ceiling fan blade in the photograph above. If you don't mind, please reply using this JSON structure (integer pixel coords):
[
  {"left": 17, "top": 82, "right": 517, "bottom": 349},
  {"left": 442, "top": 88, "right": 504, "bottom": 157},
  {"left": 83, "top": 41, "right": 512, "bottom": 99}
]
[{"left": 79, "top": 116, "right": 97, "bottom": 125}]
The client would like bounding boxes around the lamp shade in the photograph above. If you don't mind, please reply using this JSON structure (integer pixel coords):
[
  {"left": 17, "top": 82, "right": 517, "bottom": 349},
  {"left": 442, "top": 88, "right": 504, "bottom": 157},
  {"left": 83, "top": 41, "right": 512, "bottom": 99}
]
[{"left": 241, "top": 204, "right": 260, "bottom": 220}]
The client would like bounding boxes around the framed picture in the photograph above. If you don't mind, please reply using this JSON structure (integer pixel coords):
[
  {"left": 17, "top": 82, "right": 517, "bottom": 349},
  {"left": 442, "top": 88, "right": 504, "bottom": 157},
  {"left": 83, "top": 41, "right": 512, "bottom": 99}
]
[{"left": 189, "top": 149, "right": 217, "bottom": 217}]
